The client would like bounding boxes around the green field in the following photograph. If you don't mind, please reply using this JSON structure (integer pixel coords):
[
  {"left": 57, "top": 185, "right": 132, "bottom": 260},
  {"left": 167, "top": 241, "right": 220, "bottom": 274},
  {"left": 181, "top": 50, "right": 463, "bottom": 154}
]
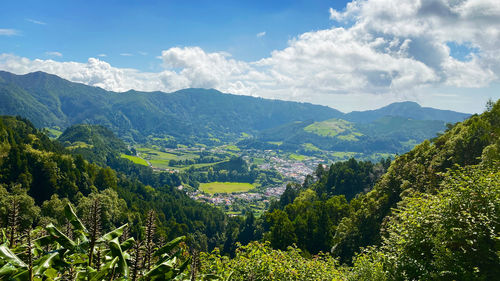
[
  {"left": 304, "top": 118, "right": 362, "bottom": 140},
  {"left": 121, "top": 154, "right": 149, "bottom": 166},
  {"left": 289, "top": 153, "right": 307, "bottom": 161},
  {"left": 330, "top": 151, "right": 359, "bottom": 159},
  {"left": 224, "top": 145, "right": 240, "bottom": 151},
  {"left": 45, "top": 127, "right": 63, "bottom": 139},
  {"left": 136, "top": 147, "right": 179, "bottom": 160},
  {"left": 302, "top": 143, "right": 321, "bottom": 152},
  {"left": 200, "top": 182, "right": 254, "bottom": 194},
  {"left": 67, "top": 141, "right": 93, "bottom": 150},
  {"left": 252, "top": 157, "right": 266, "bottom": 165}
]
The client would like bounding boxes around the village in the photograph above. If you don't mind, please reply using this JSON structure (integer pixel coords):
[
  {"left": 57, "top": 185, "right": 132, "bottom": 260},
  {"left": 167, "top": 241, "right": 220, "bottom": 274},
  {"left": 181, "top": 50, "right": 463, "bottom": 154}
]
[{"left": 186, "top": 148, "right": 326, "bottom": 215}]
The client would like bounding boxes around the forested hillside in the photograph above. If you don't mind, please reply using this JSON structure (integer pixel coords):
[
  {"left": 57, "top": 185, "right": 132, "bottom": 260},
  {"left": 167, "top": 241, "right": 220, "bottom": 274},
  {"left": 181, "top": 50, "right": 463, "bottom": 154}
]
[
  {"left": 0, "top": 71, "right": 469, "bottom": 156},
  {"left": 0, "top": 99, "right": 498, "bottom": 279},
  {"left": 0, "top": 71, "right": 343, "bottom": 143},
  {"left": 243, "top": 116, "right": 447, "bottom": 155},
  {"left": 0, "top": 116, "right": 227, "bottom": 247},
  {"left": 232, "top": 99, "right": 499, "bottom": 280}
]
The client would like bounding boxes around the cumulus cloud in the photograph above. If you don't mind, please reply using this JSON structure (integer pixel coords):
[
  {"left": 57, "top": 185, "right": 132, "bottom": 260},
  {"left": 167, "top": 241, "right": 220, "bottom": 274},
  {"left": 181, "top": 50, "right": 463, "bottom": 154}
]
[
  {"left": 329, "top": 8, "right": 344, "bottom": 21},
  {"left": 0, "top": 29, "right": 18, "bottom": 36},
  {"left": 97, "top": 54, "right": 107, "bottom": 57},
  {"left": 257, "top": 31, "right": 266, "bottom": 38},
  {"left": 1, "top": 0, "right": 499, "bottom": 112},
  {"left": 0, "top": 54, "right": 165, "bottom": 92}
]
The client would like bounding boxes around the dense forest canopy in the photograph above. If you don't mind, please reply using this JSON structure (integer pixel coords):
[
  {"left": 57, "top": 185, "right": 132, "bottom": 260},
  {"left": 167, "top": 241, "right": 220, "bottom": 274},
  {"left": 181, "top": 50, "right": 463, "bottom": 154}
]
[{"left": 0, "top": 97, "right": 498, "bottom": 280}]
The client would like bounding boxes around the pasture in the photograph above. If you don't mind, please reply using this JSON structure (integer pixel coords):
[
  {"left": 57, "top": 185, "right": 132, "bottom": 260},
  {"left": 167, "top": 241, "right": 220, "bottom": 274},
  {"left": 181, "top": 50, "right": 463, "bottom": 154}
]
[{"left": 200, "top": 182, "right": 254, "bottom": 194}]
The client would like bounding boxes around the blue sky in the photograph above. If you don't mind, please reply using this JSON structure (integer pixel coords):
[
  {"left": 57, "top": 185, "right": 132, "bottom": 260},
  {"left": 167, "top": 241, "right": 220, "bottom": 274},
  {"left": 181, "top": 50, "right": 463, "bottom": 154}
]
[
  {"left": 1, "top": 0, "right": 499, "bottom": 113},
  {"left": 1, "top": 0, "right": 342, "bottom": 70}
]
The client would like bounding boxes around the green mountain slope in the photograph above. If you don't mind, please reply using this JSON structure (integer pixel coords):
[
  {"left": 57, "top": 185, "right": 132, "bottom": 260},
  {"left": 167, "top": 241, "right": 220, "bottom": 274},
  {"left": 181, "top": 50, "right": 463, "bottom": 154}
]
[
  {"left": 259, "top": 98, "right": 500, "bottom": 267},
  {"left": 345, "top": 101, "right": 470, "bottom": 123},
  {"left": 0, "top": 116, "right": 227, "bottom": 246},
  {"left": 243, "top": 116, "right": 448, "bottom": 156},
  {"left": 0, "top": 71, "right": 344, "bottom": 143},
  {"left": 0, "top": 71, "right": 470, "bottom": 147},
  {"left": 57, "top": 124, "right": 130, "bottom": 165}
]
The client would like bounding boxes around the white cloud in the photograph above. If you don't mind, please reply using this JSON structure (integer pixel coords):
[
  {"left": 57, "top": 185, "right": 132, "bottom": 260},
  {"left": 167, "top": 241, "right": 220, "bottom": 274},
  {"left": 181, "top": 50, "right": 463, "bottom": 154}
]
[
  {"left": 138, "top": 51, "right": 148, "bottom": 56},
  {"left": 120, "top": 53, "right": 133, "bottom": 57},
  {"left": 1, "top": 0, "right": 499, "bottom": 112},
  {"left": 0, "top": 29, "right": 18, "bottom": 36},
  {"left": 26, "top": 18, "right": 46, "bottom": 25},
  {"left": 45, "top": 51, "right": 62, "bottom": 57},
  {"left": 257, "top": 31, "right": 266, "bottom": 38},
  {"left": 97, "top": 54, "right": 107, "bottom": 57},
  {"left": 329, "top": 8, "right": 344, "bottom": 21}
]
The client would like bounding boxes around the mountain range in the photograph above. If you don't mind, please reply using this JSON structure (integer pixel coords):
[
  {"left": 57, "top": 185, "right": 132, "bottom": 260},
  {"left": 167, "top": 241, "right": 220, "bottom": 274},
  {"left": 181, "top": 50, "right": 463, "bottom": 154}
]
[{"left": 0, "top": 70, "right": 470, "bottom": 153}]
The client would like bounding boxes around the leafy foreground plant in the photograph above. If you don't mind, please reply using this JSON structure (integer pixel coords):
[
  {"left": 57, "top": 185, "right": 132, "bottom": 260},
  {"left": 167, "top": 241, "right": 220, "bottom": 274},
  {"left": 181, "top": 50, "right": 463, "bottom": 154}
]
[
  {"left": 0, "top": 204, "right": 190, "bottom": 280},
  {"left": 198, "top": 241, "right": 344, "bottom": 281},
  {"left": 347, "top": 165, "right": 500, "bottom": 281}
]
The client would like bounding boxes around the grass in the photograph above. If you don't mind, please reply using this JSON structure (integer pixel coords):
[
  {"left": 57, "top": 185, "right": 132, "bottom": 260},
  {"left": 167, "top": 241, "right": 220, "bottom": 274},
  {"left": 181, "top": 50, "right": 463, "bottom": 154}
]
[
  {"left": 134, "top": 146, "right": 199, "bottom": 169},
  {"left": 150, "top": 135, "right": 173, "bottom": 141},
  {"left": 136, "top": 147, "right": 178, "bottom": 160},
  {"left": 121, "top": 154, "right": 149, "bottom": 166},
  {"left": 176, "top": 161, "right": 226, "bottom": 171},
  {"left": 267, "top": 141, "right": 283, "bottom": 146},
  {"left": 337, "top": 133, "right": 362, "bottom": 141},
  {"left": 200, "top": 182, "right": 255, "bottom": 194},
  {"left": 302, "top": 143, "right": 321, "bottom": 152},
  {"left": 149, "top": 159, "right": 172, "bottom": 169},
  {"left": 330, "top": 151, "right": 359, "bottom": 160},
  {"left": 304, "top": 119, "right": 362, "bottom": 140},
  {"left": 45, "top": 127, "right": 63, "bottom": 139},
  {"left": 66, "top": 141, "right": 93, "bottom": 150},
  {"left": 289, "top": 153, "right": 307, "bottom": 161},
  {"left": 224, "top": 145, "right": 240, "bottom": 151},
  {"left": 252, "top": 157, "right": 266, "bottom": 165}
]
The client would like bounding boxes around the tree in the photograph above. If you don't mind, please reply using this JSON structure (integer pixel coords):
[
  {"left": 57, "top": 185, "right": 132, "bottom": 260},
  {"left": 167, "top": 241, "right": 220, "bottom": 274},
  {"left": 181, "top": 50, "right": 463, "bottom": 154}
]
[
  {"left": 351, "top": 166, "right": 500, "bottom": 280},
  {"left": 264, "top": 209, "right": 297, "bottom": 250}
]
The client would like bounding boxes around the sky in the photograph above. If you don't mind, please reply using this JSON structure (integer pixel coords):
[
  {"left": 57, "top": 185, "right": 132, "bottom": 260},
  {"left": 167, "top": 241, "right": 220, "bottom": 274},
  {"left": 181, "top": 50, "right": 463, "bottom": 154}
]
[{"left": 1, "top": 0, "right": 499, "bottom": 113}]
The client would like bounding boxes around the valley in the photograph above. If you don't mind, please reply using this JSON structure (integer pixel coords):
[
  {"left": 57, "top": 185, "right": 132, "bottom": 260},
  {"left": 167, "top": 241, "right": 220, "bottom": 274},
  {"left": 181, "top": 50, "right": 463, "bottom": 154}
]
[
  {"left": 1, "top": 1, "right": 499, "bottom": 279},
  {"left": 1, "top": 70, "right": 469, "bottom": 217},
  {"left": 0, "top": 71, "right": 497, "bottom": 280}
]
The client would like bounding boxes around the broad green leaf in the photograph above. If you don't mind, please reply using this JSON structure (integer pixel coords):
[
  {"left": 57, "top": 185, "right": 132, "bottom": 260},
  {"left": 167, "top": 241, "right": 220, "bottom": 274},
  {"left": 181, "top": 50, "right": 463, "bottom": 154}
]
[
  {"left": 153, "top": 236, "right": 185, "bottom": 257},
  {"left": 75, "top": 266, "right": 97, "bottom": 281},
  {"left": 176, "top": 256, "right": 191, "bottom": 275},
  {"left": 141, "top": 261, "right": 174, "bottom": 280},
  {"left": 33, "top": 252, "right": 60, "bottom": 276},
  {"left": 97, "top": 224, "right": 127, "bottom": 243},
  {"left": 64, "top": 203, "right": 88, "bottom": 243},
  {"left": 108, "top": 237, "right": 129, "bottom": 277},
  {"left": 64, "top": 203, "right": 87, "bottom": 232},
  {"left": 0, "top": 244, "right": 27, "bottom": 267},
  {"left": 90, "top": 257, "right": 118, "bottom": 281},
  {"left": 120, "top": 237, "right": 135, "bottom": 251},
  {"left": 46, "top": 224, "right": 76, "bottom": 250},
  {"left": 11, "top": 269, "right": 29, "bottom": 281},
  {"left": 44, "top": 267, "right": 58, "bottom": 279},
  {"left": 0, "top": 263, "right": 19, "bottom": 277}
]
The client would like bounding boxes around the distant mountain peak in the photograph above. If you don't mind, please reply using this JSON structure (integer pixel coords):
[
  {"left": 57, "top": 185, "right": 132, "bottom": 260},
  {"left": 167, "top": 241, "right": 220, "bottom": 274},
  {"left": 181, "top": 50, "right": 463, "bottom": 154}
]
[{"left": 345, "top": 101, "right": 470, "bottom": 123}]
